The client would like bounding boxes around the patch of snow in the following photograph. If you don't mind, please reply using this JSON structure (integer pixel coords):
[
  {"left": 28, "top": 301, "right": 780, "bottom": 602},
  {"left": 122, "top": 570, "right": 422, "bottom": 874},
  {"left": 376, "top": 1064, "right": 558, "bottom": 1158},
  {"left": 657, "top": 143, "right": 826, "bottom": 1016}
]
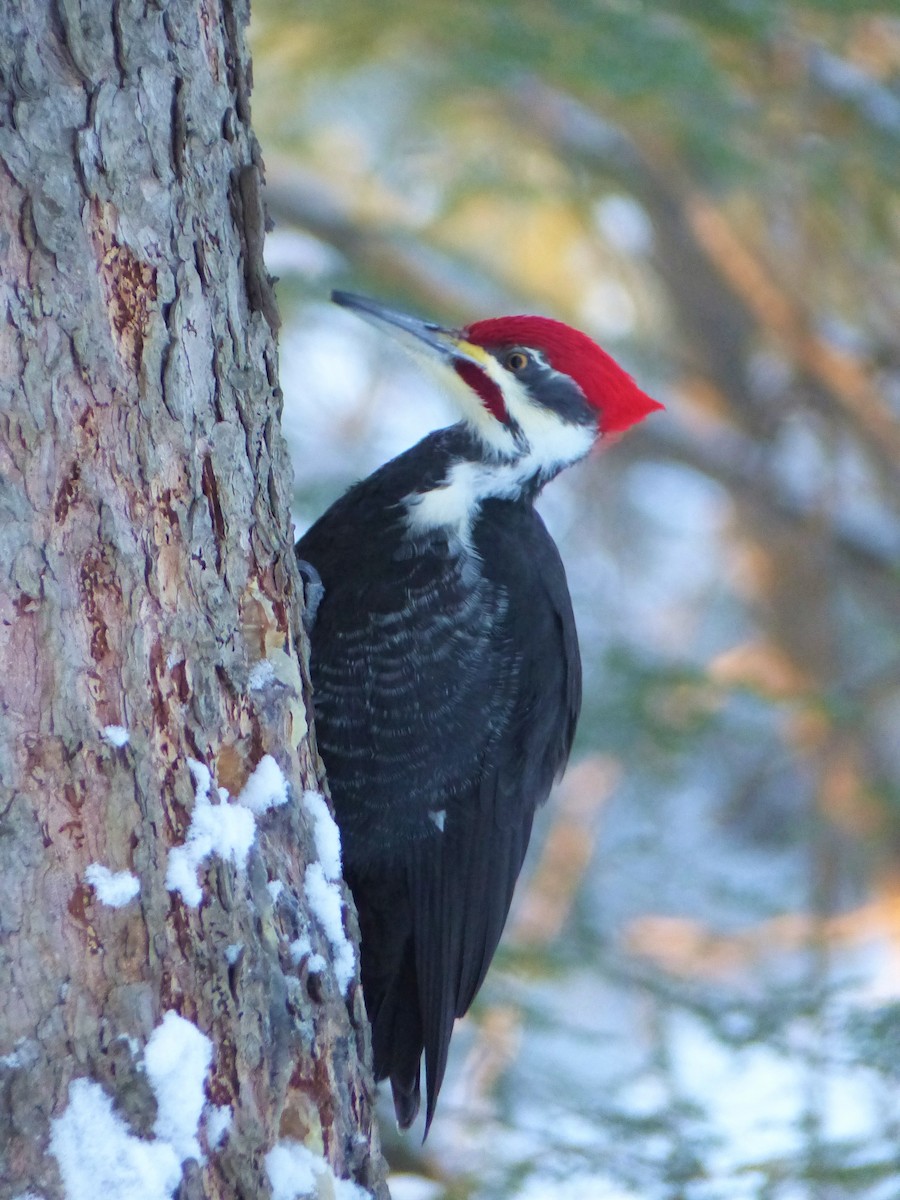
[
  {"left": 248, "top": 659, "right": 276, "bottom": 690},
  {"left": 428, "top": 809, "right": 446, "bottom": 833},
  {"left": 225, "top": 943, "right": 242, "bottom": 965},
  {"left": 49, "top": 1078, "right": 181, "bottom": 1200},
  {"left": 302, "top": 790, "right": 343, "bottom": 880},
  {"left": 238, "top": 754, "right": 290, "bottom": 814},
  {"left": 267, "top": 879, "right": 285, "bottom": 903},
  {"left": 289, "top": 933, "right": 312, "bottom": 963},
  {"left": 84, "top": 863, "right": 140, "bottom": 908},
  {"left": 144, "top": 1011, "right": 213, "bottom": 1164},
  {"left": 204, "top": 1104, "right": 232, "bottom": 1149},
  {"left": 165, "top": 758, "right": 256, "bottom": 907},
  {"left": 0, "top": 1040, "right": 37, "bottom": 1071},
  {"left": 289, "top": 934, "right": 327, "bottom": 974},
  {"left": 101, "top": 725, "right": 130, "bottom": 747},
  {"left": 266, "top": 1140, "right": 317, "bottom": 1199},
  {"left": 265, "top": 1139, "right": 371, "bottom": 1200},
  {"left": 304, "top": 863, "right": 355, "bottom": 994}
]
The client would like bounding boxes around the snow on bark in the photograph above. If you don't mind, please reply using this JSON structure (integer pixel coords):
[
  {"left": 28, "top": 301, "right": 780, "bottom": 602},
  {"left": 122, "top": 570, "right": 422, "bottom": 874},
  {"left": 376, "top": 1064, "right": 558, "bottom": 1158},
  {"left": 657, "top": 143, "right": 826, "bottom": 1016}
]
[
  {"left": 165, "top": 759, "right": 257, "bottom": 908},
  {"left": 238, "top": 753, "right": 291, "bottom": 814},
  {"left": 166, "top": 756, "right": 298, "bottom": 908},
  {"left": 50, "top": 1078, "right": 182, "bottom": 1200},
  {"left": 304, "top": 862, "right": 356, "bottom": 995},
  {"left": 144, "top": 1011, "right": 214, "bottom": 1164},
  {"left": 266, "top": 1139, "right": 373, "bottom": 1200},
  {"left": 100, "top": 725, "right": 130, "bottom": 747},
  {"left": 50, "top": 1011, "right": 215, "bottom": 1198},
  {"left": 302, "top": 788, "right": 344, "bottom": 881},
  {"left": 84, "top": 863, "right": 141, "bottom": 908}
]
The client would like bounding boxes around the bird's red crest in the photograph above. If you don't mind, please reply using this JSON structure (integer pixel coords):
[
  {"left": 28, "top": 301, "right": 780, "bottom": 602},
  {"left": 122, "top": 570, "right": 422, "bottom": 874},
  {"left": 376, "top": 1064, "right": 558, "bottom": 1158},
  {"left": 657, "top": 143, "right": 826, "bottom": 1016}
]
[{"left": 465, "top": 316, "right": 662, "bottom": 435}]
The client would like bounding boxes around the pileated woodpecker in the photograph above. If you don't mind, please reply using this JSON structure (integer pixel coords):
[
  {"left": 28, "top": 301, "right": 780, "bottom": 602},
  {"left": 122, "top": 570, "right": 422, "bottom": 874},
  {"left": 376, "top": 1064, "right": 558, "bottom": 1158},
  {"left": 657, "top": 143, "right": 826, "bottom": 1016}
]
[{"left": 297, "top": 291, "right": 661, "bottom": 1132}]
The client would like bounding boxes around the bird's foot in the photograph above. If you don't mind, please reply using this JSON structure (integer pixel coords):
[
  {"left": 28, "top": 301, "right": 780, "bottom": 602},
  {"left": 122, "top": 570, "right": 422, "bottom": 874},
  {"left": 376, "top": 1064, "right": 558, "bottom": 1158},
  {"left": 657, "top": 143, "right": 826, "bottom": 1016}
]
[{"left": 297, "top": 558, "right": 325, "bottom": 632}]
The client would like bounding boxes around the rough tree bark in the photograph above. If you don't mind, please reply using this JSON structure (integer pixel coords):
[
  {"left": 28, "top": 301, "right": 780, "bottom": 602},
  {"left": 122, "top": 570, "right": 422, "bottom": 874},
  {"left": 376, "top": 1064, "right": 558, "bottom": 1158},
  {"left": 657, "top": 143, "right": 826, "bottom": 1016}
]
[{"left": 0, "top": 2, "right": 387, "bottom": 1197}]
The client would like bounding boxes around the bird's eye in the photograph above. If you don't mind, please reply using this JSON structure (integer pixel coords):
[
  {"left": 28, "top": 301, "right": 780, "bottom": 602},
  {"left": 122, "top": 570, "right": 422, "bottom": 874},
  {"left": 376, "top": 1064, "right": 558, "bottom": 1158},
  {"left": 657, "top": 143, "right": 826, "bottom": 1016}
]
[{"left": 505, "top": 350, "right": 530, "bottom": 372}]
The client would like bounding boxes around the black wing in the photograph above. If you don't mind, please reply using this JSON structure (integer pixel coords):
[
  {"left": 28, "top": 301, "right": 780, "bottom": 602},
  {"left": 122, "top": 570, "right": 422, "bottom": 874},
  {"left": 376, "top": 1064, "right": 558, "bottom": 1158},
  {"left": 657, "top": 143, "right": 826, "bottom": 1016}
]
[{"left": 297, "top": 456, "right": 580, "bottom": 1131}]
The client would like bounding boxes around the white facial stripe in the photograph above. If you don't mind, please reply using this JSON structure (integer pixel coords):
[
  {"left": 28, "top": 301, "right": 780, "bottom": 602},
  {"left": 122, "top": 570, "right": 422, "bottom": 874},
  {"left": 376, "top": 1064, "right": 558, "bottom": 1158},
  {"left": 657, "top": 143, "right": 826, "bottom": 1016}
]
[
  {"left": 405, "top": 414, "right": 593, "bottom": 541},
  {"left": 511, "top": 390, "right": 597, "bottom": 468},
  {"left": 405, "top": 349, "right": 597, "bottom": 539},
  {"left": 405, "top": 346, "right": 518, "bottom": 457},
  {"left": 475, "top": 353, "right": 597, "bottom": 474},
  {"left": 397, "top": 328, "right": 597, "bottom": 471}
]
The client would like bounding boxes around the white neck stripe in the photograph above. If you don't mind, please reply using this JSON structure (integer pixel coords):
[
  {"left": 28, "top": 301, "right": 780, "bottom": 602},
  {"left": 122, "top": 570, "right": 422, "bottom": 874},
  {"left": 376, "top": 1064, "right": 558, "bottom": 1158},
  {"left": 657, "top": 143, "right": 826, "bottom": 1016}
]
[{"left": 404, "top": 420, "right": 594, "bottom": 539}]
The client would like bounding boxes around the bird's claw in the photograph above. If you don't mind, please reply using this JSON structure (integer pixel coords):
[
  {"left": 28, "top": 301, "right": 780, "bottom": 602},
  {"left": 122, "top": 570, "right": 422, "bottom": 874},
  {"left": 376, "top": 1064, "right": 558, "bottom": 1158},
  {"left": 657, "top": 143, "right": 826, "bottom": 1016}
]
[{"left": 297, "top": 558, "right": 325, "bottom": 632}]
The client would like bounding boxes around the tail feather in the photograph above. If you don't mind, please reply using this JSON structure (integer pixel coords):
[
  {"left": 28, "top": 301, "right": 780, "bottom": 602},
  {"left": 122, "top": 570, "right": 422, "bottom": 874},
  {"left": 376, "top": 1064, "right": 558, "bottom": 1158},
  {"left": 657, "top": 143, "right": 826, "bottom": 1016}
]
[
  {"left": 390, "top": 1068, "right": 421, "bottom": 1130},
  {"left": 372, "top": 954, "right": 424, "bottom": 1129},
  {"left": 348, "top": 805, "right": 534, "bottom": 1136}
]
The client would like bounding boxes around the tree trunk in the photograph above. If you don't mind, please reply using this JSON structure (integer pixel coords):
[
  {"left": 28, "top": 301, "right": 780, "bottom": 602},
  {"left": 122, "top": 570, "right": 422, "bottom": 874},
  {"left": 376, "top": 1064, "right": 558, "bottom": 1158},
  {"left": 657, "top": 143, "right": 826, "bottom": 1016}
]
[{"left": 0, "top": 2, "right": 387, "bottom": 1197}]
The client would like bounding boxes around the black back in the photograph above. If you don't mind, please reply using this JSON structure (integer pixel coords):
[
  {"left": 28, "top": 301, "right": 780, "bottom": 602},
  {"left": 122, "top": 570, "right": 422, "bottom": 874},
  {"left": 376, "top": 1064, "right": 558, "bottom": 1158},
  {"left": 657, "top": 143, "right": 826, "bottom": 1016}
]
[{"left": 296, "top": 426, "right": 581, "bottom": 1131}]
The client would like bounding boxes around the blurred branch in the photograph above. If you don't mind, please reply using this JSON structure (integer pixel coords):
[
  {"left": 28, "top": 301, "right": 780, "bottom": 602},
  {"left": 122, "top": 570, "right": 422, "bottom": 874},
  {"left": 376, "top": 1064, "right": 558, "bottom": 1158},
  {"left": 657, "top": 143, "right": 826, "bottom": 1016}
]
[
  {"left": 507, "top": 78, "right": 762, "bottom": 430},
  {"left": 263, "top": 156, "right": 515, "bottom": 319},
  {"left": 624, "top": 420, "right": 900, "bottom": 613},
  {"left": 507, "top": 78, "right": 900, "bottom": 481},
  {"left": 683, "top": 194, "right": 900, "bottom": 471},
  {"left": 805, "top": 41, "right": 900, "bottom": 139},
  {"left": 511, "top": 756, "right": 620, "bottom": 945},
  {"left": 625, "top": 885, "right": 900, "bottom": 980}
]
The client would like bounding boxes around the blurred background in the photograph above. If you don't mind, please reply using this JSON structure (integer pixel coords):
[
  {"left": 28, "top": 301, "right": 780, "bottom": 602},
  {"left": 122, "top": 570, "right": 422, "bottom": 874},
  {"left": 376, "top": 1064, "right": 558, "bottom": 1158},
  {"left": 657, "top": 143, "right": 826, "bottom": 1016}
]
[{"left": 248, "top": 3, "right": 900, "bottom": 1196}]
